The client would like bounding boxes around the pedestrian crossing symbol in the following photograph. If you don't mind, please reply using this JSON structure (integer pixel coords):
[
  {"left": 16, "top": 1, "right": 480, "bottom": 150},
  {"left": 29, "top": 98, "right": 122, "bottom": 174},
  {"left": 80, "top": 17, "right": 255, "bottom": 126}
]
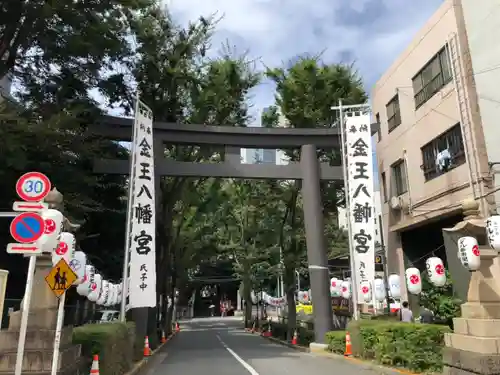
[{"left": 45, "top": 258, "right": 77, "bottom": 297}]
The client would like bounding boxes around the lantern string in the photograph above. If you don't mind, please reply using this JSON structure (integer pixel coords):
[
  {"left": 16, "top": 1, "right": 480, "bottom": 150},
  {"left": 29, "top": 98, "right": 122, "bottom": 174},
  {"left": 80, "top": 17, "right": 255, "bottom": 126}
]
[{"left": 408, "top": 244, "right": 445, "bottom": 267}]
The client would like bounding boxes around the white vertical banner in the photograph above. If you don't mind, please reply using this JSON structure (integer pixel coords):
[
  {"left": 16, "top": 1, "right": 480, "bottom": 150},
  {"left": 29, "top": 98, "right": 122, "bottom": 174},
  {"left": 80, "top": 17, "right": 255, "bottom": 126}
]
[
  {"left": 126, "top": 100, "right": 157, "bottom": 309},
  {"left": 345, "top": 112, "right": 376, "bottom": 297}
]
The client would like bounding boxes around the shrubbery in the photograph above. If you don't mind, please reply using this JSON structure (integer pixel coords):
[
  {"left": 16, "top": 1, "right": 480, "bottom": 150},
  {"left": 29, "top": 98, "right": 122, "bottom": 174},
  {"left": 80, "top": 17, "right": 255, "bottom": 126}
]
[
  {"left": 325, "top": 331, "right": 345, "bottom": 354},
  {"left": 262, "top": 320, "right": 315, "bottom": 346},
  {"left": 326, "top": 320, "right": 450, "bottom": 373},
  {"left": 73, "top": 322, "right": 136, "bottom": 375}
]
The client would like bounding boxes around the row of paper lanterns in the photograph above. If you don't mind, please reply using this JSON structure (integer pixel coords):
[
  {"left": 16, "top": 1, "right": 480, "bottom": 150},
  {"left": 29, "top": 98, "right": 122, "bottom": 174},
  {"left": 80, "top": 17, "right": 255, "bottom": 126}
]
[
  {"left": 40, "top": 209, "right": 122, "bottom": 306},
  {"left": 328, "top": 256, "right": 442, "bottom": 303},
  {"left": 327, "top": 222, "right": 491, "bottom": 302}
]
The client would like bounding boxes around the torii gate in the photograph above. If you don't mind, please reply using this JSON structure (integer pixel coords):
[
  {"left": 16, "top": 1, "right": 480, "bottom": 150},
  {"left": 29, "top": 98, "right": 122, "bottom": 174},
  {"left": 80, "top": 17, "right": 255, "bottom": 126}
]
[{"left": 90, "top": 114, "right": 378, "bottom": 346}]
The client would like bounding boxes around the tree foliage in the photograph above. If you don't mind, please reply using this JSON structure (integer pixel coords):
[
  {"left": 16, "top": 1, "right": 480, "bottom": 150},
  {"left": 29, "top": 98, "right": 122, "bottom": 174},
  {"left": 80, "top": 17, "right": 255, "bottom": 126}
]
[{"left": 1, "top": 2, "right": 369, "bottom": 339}]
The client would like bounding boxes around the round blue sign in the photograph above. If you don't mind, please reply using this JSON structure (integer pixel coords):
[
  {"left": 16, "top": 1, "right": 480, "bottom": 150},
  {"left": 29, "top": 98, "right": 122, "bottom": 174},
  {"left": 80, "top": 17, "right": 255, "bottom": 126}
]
[{"left": 10, "top": 212, "right": 45, "bottom": 244}]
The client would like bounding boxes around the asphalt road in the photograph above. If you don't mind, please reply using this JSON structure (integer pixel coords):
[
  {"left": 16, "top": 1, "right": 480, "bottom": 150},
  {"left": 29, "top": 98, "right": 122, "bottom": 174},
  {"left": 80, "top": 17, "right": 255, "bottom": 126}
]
[{"left": 146, "top": 317, "right": 402, "bottom": 375}]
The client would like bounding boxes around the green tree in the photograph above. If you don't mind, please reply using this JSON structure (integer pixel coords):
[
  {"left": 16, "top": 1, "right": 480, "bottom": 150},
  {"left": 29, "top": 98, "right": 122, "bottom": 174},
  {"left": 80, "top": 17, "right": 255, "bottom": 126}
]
[
  {"left": 213, "top": 179, "right": 282, "bottom": 325},
  {"left": 0, "top": 0, "right": 149, "bottom": 281},
  {"left": 265, "top": 56, "right": 366, "bottom": 335},
  {"left": 420, "top": 271, "right": 461, "bottom": 326},
  {"left": 131, "top": 8, "right": 260, "bottom": 333}
]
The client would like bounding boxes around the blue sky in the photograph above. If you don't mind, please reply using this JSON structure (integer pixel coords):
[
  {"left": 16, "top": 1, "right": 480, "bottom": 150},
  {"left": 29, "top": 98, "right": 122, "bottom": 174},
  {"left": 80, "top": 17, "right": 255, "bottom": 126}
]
[
  {"left": 167, "top": 0, "right": 444, "bottom": 111},
  {"left": 167, "top": 0, "right": 444, "bottom": 188}
]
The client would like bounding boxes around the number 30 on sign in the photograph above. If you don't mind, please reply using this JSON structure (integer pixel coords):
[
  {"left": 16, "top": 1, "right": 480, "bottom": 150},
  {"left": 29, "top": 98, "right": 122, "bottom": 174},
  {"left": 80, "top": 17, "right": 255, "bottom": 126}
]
[{"left": 15, "top": 172, "right": 51, "bottom": 202}]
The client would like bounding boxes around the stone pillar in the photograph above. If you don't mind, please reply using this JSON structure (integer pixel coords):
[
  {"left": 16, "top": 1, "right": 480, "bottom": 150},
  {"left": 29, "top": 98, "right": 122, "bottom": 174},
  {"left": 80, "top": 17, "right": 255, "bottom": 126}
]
[
  {"left": 441, "top": 199, "right": 500, "bottom": 375},
  {"left": 300, "top": 144, "right": 333, "bottom": 347},
  {"left": 0, "top": 188, "right": 82, "bottom": 375}
]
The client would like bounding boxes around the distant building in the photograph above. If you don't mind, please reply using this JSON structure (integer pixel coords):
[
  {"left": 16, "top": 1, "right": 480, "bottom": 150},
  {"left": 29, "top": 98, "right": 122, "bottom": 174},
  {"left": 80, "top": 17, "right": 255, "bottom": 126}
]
[
  {"left": 241, "top": 106, "right": 284, "bottom": 165},
  {"left": 243, "top": 148, "right": 276, "bottom": 164}
]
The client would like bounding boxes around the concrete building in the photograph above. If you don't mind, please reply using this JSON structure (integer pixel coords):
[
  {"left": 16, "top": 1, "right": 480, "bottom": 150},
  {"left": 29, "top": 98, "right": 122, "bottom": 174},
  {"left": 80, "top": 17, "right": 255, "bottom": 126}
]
[
  {"left": 243, "top": 148, "right": 277, "bottom": 164},
  {"left": 461, "top": 0, "right": 500, "bottom": 214},
  {"left": 242, "top": 106, "right": 288, "bottom": 165},
  {"left": 372, "top": 0, "right": 491, "bottom": 300}
]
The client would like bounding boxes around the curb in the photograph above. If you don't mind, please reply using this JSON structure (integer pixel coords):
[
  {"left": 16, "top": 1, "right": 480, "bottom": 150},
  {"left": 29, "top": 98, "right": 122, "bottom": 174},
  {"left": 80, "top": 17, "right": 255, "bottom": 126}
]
[
  {"left": 313, "top": 351, "right": 420, "bottom": 375},
  {"left": 254, "top": 332, "right": 420, "bottom": 375},
  {"left": 244, "top": 329, "right": 309, "bottom": 353},
  {"left": 124, "top": 332, "right": 177, "bottom": 375}
]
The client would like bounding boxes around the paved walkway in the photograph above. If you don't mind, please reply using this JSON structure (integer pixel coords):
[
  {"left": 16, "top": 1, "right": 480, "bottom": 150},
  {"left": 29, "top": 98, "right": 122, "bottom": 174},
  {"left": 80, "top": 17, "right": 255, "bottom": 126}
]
[{"left": 146, "top": 317, "right": 404, "bottom": 375}]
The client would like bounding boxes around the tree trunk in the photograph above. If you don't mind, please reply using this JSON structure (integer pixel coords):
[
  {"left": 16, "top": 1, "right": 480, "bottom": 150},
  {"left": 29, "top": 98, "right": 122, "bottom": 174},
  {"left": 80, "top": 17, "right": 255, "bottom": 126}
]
[
  {"left": 284, "top": 265, "right": 297, "bottom": 340},
  {"left": 242, "top": 275, "right": 253, "bottom": 328}
]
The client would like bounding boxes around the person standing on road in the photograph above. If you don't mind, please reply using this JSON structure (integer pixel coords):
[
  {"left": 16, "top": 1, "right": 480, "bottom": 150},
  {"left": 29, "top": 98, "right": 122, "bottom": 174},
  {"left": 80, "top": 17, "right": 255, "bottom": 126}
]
[{"left": 399, "top": 301, "right": 413, "bottom": 322}]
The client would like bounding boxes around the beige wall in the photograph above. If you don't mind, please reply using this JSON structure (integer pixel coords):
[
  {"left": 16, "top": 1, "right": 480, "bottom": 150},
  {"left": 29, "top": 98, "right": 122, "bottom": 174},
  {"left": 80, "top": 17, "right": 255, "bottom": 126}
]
[{"left": 372, "top": 0, "right": 489, "bottom": 298}]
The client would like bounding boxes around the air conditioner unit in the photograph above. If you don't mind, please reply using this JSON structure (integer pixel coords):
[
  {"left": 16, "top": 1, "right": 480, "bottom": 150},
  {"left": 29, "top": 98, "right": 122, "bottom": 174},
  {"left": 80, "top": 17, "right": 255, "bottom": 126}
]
[
  {"left": 390, "top": 196, "right": 401, "bottom": 210},
  {"left": 390, "top": 196, "right": 409, "bottom": 212}
]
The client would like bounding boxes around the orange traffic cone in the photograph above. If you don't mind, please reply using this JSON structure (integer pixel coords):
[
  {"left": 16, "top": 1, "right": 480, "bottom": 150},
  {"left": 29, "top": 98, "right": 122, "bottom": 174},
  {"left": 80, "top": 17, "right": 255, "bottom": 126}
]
[
  {"left": 263, "top": 322, "right": 272, "bottom": 337},
  {"left": 291, "top": 329, "right": 298, "bottom": 345},
  {"left": 175, "top": 322, "right": 180, "bottom": 332},
  {"left": 90, "top": 354, "right": 99, "bottom": 375},
  {"left": 161, "top": 330, "right": 167, "bottom": 344},
  {"left": 143, "top": 336, "right": 151, "bottom": 357},
  {"left": 344, "top": 331, "right": 352, "bottom": 357}
]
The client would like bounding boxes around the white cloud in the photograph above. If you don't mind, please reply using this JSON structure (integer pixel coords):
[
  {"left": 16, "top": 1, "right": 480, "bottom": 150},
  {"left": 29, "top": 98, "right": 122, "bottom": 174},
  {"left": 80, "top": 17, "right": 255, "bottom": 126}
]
[{"left": 167, "top": 0, "right": 444, "bottom": 113}]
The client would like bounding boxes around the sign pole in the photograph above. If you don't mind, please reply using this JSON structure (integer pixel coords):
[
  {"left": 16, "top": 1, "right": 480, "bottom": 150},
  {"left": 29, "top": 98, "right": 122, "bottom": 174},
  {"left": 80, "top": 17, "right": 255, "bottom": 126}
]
[
  {"left": 334, "top": 99, "right": 360, "bottom": 320},
  {"left": 50, "top": 292, "right": 66, "bottom": 375},
  {"left": 14, "top": 255, "right": 37, "bottom": 375},
  {"left": 120, "top": 95, "right": 140, "bottom": 322}
]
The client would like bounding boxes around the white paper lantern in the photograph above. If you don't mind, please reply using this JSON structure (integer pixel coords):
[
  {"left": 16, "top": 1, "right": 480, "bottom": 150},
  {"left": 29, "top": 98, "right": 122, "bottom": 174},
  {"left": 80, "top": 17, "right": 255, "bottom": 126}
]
[
  {"left": 52, "top": 232, "right": 75, "bottom": 266},
  {"left": 486, "top": 215, "right": 500, "bottom": 250},
  {"left": 87, "top": 273, "right": 102, "bottom": 302},
  {"left": 116, "top": 284, "right": 122, "bottom": 304},
  {"left": 457, "top": 236, "right": 481, "bottom": 271},
  {"left": 373, "top": 278, "right": 386, "bottom": 302},
  {"left": 76, "top": 265, "right": 94, "bottom": 297},
  {"left": 302, "top": 291, "right": 309, "bottom": 302},
  {"left": 37, "top": 209, "right": 63, "bottom": 253},
  {"left": 360, "top": 281, "right": 372, "bottom": 303},
  {"left": 426, "top": 257, "right": 446, "bottom": 287},
  {"left": 405, "top": 268, "right": 422, "bottom": 295},
  {"left": 341, "top": 280, "right": 351, "bottom": 299},
  {"left": 330, "top": 278, "right": 341, "bottom": 297},
  {"left": 250, "top": 291, "right": 257, "bottom": 304},
  {"left": 388, "top": 274, "right": 401, "bottom": 299},
  {"left": 106, "top": 284, "right": 117, "bottom": 306},
  {"left": 69, "top": 251, "right": 87, "bottom": 285},
  {"left": 97, "top": 280, "right": 109, "bottom": 305}
]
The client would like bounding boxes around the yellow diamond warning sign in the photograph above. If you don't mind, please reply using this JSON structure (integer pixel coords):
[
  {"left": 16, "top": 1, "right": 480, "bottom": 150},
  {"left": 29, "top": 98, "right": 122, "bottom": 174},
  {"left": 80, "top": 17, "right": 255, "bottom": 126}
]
[{"left": 45, "top": 258, "right": 77, "bottom": 298}]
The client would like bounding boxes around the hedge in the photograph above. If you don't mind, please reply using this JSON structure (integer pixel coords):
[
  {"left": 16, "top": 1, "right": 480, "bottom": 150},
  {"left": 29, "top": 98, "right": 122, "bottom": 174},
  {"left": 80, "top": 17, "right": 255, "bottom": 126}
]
[
  {"left": 325, "top": 331, "right": 345, "bottom": 354},
  {"left": 262, "top": 320, "right": 315, "bottom": 346},
  {"left": 73, "top": 322, "right": 137, "bottom": 375},
  {"left": 326, "top": 320, "right": 451, "bottom": 373}
]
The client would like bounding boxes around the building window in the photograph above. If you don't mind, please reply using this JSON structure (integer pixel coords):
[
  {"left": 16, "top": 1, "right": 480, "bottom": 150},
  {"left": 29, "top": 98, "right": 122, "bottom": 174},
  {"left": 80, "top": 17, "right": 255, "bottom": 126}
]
[
  {"left": 386, "top": 95, "right": 401, "bottom": 132},
  {"left": 392, "top": 161, "right": 407, "bottom": 196},
  {"left": 381, "top": 172, "right": 388, "bottom": 202},
  {"left": 376, "top": 113, "right": 381, "bottom": 142},
  {"left": 412, "top": 47, "right": 452, "bottom": 109},
  {"left": 420, "top": 123, "right": 466, "bottom": 181}
]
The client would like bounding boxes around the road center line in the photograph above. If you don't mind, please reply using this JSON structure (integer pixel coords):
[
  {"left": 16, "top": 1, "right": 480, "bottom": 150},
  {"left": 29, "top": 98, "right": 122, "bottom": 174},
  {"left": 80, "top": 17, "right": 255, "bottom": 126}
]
[{"left": 216, "top": 334, "right": 259, "bottom": 375}]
